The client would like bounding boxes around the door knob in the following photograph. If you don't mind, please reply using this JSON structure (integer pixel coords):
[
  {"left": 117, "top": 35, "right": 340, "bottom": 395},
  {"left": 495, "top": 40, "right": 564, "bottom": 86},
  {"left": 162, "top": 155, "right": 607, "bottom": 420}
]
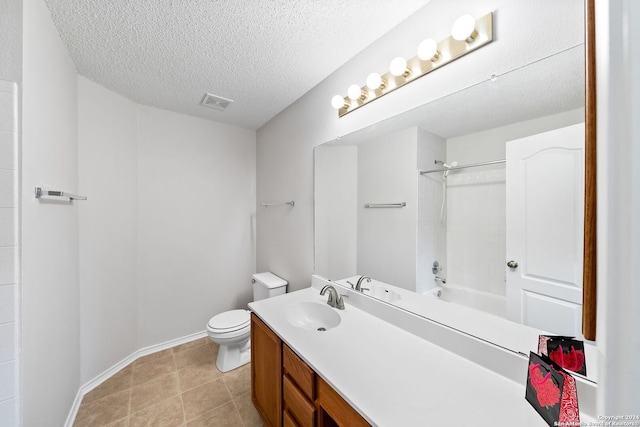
[{"left": 506, "top": 260, "right": 519, "bottom": 269}]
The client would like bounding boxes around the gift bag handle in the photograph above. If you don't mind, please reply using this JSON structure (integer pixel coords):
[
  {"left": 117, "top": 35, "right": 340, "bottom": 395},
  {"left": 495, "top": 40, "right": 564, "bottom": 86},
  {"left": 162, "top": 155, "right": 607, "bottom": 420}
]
[
  {"left": 555, "top": 345, "right": 579, "bottom": 371},
  {"left": 529, "top": 363, "right": 552, "bottom": 385}
]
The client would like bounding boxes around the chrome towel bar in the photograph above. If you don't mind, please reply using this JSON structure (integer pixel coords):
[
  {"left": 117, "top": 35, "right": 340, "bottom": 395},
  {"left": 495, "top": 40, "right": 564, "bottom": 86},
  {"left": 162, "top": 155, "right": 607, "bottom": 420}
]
[
  {"left": 364, "top": 202, "right": 406, "bottom": 208},
  {"left": 260, "top": 201, "right": 295, "bottom": 207},
  {"left": 35, "top": 187, "right": 87, "bottom": 201}
]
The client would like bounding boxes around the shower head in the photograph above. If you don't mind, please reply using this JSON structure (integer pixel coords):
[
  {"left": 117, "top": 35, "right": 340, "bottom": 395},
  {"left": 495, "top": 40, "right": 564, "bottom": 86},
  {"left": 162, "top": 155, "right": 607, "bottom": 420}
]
[
  {"left": 434, "top": 160, "right": 459, "bottom": 169},
  {"left": 443, "top": 161, "right": 459, "bottom": 169},
  {"left": 443, "top": 160, "right": 458, "bottom": 177}
]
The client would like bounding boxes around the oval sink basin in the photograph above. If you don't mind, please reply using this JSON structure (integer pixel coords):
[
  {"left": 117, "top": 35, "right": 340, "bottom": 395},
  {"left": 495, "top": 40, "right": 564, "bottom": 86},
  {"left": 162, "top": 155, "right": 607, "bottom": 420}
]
[{"left": 284, "top": 301, "right": 341, "bottom": 331}]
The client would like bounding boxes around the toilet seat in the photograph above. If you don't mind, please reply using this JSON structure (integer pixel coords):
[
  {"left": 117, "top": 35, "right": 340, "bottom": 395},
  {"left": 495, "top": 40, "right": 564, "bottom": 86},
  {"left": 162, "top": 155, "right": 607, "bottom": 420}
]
[{"left": 207, "top": 309, "right": 250, "bottom": 334}]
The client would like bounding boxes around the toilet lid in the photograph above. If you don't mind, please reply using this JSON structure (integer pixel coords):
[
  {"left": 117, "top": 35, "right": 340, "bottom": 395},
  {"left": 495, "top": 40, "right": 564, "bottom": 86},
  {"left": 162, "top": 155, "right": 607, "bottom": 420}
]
[{"left": 208, "top": 309, "right": 250, "bottom": 333}]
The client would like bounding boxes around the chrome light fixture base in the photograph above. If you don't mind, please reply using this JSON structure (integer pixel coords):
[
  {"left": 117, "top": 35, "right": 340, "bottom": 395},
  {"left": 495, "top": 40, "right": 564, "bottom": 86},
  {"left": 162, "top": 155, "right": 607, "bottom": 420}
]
[{"left": 335, "top": 12, "right": 493, "bottom": 118}]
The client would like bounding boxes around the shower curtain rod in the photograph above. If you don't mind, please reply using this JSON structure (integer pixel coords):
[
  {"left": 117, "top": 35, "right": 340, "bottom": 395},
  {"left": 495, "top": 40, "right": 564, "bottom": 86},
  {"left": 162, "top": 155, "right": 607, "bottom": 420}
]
[{"left": 419, "top": 159, "right": 505, "bottom": 175}]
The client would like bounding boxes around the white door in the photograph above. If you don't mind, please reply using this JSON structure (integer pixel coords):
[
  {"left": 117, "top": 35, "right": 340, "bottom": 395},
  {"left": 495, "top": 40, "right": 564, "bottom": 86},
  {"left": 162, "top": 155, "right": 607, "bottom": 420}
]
[{"left": 506, "top": 123, "right": 584, "bottom": 337}]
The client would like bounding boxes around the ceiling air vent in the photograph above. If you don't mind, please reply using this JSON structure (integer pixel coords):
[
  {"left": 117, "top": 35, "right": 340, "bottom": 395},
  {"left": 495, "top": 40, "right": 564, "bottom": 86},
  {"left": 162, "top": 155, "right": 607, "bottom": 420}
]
[{"left": 200, "top": 93, "right": 234, "bottom": 111}]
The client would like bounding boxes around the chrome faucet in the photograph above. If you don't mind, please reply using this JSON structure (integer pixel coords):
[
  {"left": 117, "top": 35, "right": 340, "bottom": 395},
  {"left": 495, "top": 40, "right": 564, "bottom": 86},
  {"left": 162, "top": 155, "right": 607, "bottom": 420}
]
[
  {"left": 320, "top": 285, "right": 346, "bottom": 310},
  {"left": 355, "top": 275, "right": 371, "bottom": 292}
]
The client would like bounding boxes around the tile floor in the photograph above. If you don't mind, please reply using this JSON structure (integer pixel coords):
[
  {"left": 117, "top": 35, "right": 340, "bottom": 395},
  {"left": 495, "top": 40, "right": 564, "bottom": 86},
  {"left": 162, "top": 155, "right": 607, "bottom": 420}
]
[{"left": 73, "top": 337, "right": 263, "bottom": 426}]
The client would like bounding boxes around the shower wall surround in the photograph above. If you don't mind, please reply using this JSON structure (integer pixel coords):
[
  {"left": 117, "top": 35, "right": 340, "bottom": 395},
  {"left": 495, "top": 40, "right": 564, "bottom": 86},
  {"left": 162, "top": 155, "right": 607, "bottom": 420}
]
[{"left": 0, "top": 80, "right": 19, "bottom": 427}]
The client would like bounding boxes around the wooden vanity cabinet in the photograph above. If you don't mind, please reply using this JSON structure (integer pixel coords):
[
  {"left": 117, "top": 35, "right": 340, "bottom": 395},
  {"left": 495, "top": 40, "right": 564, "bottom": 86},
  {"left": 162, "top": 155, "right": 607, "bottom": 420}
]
[
  {"left": 251, "top": 313, "right": 370, "bottom": 427},
  {"left": 251, "top": 313, "right": 282, "bottom": 427}
]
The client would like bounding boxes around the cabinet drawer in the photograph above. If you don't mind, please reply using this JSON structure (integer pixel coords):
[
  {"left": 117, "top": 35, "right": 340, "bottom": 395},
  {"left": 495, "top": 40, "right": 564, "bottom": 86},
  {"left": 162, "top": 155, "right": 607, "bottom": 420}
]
[
  {"left": 284, "top": 376, "right": 316, "bottom": 427},
  {"left": 284, "top": 344, "right": 315, "bottom": 400}
]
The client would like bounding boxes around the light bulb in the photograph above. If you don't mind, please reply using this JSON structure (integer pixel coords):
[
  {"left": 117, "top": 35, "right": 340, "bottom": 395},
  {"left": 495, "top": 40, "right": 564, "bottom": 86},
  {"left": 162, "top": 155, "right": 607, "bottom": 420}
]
[
  {"left": 389, "top": 56, "right": 409, "bottom": 77},
  {"left": 347, "top": 84, "right": 364, "bottom": 100},
  {"left": 366, "top": 73, "right": 385, "bottom": 90},
  {"left": 331, "top": 95, "right": 347, "bottom": 110},
  {"left": 451, "top": 14, "right": 477, "bottom": 42},
  {"left": 417, "top": 39, "right": 439, "bottom": 62}
]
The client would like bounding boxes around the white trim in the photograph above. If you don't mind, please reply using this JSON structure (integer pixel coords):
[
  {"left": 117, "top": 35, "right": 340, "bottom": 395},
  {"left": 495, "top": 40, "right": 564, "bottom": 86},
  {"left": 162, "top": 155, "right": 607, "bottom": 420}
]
[
  {"left": 64, "top": 330, "right": 208, "bottom": 427},
  {"left": 596, "top": 0, "right": 640, "bottom": 415}
]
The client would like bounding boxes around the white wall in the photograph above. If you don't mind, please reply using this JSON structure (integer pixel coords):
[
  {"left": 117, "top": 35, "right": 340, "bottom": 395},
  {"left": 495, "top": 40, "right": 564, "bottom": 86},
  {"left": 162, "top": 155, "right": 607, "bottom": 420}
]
[
  {"left": 137, "top": 106, "right": 256, "bottom": 347},
  {"left": 78, "top": 77, "right": 257, "bottom": 369},
  {"left": 314, "top": 145, "right": 358, "bottom": 280},
  {"left": 357, "top": 127, "right": 418, "bottom": 290},
  {"left": 22, "top": 0, "right": 80, "bottom": 424},
  {"left": 77, "top": 77, "right": 138, "bottom": 384},
  {"left": 256, "top": 0, "right": 584, "bottom": 293},
  {"left": 77, "top": 77, "right": 257, "bottom": 374},
  {"left": 416, "top": 128, "right": 446, "bottom": 294}
]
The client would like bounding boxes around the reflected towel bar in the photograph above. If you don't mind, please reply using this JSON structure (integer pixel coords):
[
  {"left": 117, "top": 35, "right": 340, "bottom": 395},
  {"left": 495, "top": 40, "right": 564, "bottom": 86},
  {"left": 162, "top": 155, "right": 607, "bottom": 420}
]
[
  {"left": 260, "top": 201, "right": 295, "bottom": 207},
  {"left": 35, "top": 187, "right": 87, "bottom": 201},
  {"left": 364, "top": 202, "right": 406, "bottom": 208},
  {"left": 420, "top": 159, "right": 505, "bottom": 175}
]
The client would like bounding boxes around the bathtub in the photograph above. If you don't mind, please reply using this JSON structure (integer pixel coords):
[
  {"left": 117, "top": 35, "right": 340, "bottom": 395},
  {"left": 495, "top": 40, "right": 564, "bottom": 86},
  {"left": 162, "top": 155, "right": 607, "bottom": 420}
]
[{"left": 425, "top": 284, "right": 507, "bottom": 318}]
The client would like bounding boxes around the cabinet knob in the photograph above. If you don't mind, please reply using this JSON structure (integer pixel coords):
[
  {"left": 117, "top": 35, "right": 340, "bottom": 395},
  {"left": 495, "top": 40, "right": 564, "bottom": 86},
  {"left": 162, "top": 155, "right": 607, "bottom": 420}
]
[{"left": 506, "top": 260, "right": 519, "bottom": 269}]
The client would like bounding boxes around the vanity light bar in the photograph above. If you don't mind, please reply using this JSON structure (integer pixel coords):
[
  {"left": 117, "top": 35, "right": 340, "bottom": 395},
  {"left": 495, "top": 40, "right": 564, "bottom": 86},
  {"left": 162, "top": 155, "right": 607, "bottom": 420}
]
[{"left": 332, "top": 13, "right": 493, "bottom": 118}]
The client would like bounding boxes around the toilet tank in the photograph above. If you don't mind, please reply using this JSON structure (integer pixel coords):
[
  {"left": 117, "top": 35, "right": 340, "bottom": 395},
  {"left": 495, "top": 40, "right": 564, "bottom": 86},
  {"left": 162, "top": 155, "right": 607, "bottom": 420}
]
[{"left": 252, "top": 272, "right": 287, "bottom": 301}]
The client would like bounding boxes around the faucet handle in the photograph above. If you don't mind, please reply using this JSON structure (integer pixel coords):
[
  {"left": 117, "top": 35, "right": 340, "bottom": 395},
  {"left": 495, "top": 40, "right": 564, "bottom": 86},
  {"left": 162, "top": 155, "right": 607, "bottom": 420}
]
[{"left": 336, "top": 294, "right": 348, "bottom": 310}]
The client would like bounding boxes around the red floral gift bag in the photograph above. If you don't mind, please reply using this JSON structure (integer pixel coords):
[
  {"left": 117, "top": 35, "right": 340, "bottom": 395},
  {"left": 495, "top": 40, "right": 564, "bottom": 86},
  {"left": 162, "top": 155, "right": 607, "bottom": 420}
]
[
  {"left": 526, "top": 352, "right": 580, "bottom": 427},
  {"left": 538, "top": 335, "right": 587, "bottom": 376}
]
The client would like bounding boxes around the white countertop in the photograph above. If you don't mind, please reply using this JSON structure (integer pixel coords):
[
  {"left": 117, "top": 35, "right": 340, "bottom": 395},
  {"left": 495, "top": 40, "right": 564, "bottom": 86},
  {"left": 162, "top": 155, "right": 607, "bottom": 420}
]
[{"left": 249, "top": 285, "right": 578, "bottom": 426}]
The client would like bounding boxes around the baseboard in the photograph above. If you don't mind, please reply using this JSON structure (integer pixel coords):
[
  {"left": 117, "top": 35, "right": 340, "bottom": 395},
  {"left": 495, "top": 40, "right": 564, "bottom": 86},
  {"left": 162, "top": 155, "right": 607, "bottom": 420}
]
[{"left": 64, "top": 330, "right": 208, "bottom": 427}]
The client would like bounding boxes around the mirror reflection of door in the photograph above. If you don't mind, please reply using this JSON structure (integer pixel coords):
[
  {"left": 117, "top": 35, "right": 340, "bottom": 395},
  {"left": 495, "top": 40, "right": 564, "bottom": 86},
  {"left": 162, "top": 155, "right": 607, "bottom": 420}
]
[{"left": 505, "top": 123, "right": 585, "bottom": 337}]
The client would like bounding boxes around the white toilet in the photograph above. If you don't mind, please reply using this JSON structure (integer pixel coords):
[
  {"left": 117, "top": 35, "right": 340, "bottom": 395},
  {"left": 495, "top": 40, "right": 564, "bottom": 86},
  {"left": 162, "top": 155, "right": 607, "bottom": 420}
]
[{"left": 206, "top": 272, "right": 287, "bottom": 372}]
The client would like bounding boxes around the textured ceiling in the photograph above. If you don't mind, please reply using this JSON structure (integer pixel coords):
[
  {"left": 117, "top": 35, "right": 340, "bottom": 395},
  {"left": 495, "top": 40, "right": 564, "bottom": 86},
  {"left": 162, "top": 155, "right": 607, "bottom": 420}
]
[{"left": 44, "top": 0, "right": 431, "bottom": 129}]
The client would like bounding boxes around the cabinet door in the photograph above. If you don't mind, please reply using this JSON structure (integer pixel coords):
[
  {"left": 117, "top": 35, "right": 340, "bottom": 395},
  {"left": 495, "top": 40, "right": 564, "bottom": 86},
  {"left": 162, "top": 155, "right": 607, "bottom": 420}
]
[
  {"left": 317, "top": 377, "right": 370, "bottom": 427},
  {"left": 251, "top": 313, "right": 282, "bottom": 427}
]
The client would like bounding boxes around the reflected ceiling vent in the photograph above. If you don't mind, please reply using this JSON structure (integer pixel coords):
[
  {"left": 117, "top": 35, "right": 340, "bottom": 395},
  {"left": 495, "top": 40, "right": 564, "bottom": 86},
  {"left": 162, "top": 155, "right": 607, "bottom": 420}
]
[{"left": 200, "top": 93, "right": 234, "bottom": 111}]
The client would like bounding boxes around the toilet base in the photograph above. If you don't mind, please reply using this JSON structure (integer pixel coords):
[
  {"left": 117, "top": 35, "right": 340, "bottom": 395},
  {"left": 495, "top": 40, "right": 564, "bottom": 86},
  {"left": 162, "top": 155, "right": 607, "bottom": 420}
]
[{"left": 215, "top": 338, "right": 251, "bottom": 372}]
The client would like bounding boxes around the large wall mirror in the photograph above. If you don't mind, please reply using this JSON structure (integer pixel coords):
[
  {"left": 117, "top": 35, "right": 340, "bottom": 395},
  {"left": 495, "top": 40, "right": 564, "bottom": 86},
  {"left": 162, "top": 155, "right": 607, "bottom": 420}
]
[{"left": 314, "top": 1, "right": 596, "bottom": 381}]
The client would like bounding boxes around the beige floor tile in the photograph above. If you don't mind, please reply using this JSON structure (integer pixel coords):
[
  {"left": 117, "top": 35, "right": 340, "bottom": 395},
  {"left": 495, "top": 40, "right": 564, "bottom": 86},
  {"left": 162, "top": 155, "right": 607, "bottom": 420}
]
[
  {"left": 84, "top": 366, "right": 134, "bottom": 404},
  {"left": 130, "top": 372, "right": 180, "bottom": 413},
  {"left": 222, "top": 363, "right": 251, "bottom": 398},
  {"left": 74, "top": 337, "right": 259, "bottom": 427},
  {"left": 173, "top": 337, "right": 210, "bottom": 354},
  {"left": 132, "top": 355, "right": 177, "bottom": 386},
  {"left": 73, "top": 389, "right": 131, "bottom": 427},
  {"left": 234, "top": 391, "right": 263, "bottom": 427},
  {"left": 105, "top": 417, "right": 131, "bottom": 427},
  {"left": 182, "top": 378, "right": 233, "bottom": 421},
  {"left": 174, "top": 343, "right": 215, "bottom": 370},
  {"left": 129, "top": 395, "right": 185, "bottom": 427},
  {"left": 134, "top": 348, "right": 175, "bottom": 367},
  {"left": 177, "top": 357, "right": 222, "bottom": 393},
  {"left": 185, "top": 401, "right": 242, "bottom": 427}
]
